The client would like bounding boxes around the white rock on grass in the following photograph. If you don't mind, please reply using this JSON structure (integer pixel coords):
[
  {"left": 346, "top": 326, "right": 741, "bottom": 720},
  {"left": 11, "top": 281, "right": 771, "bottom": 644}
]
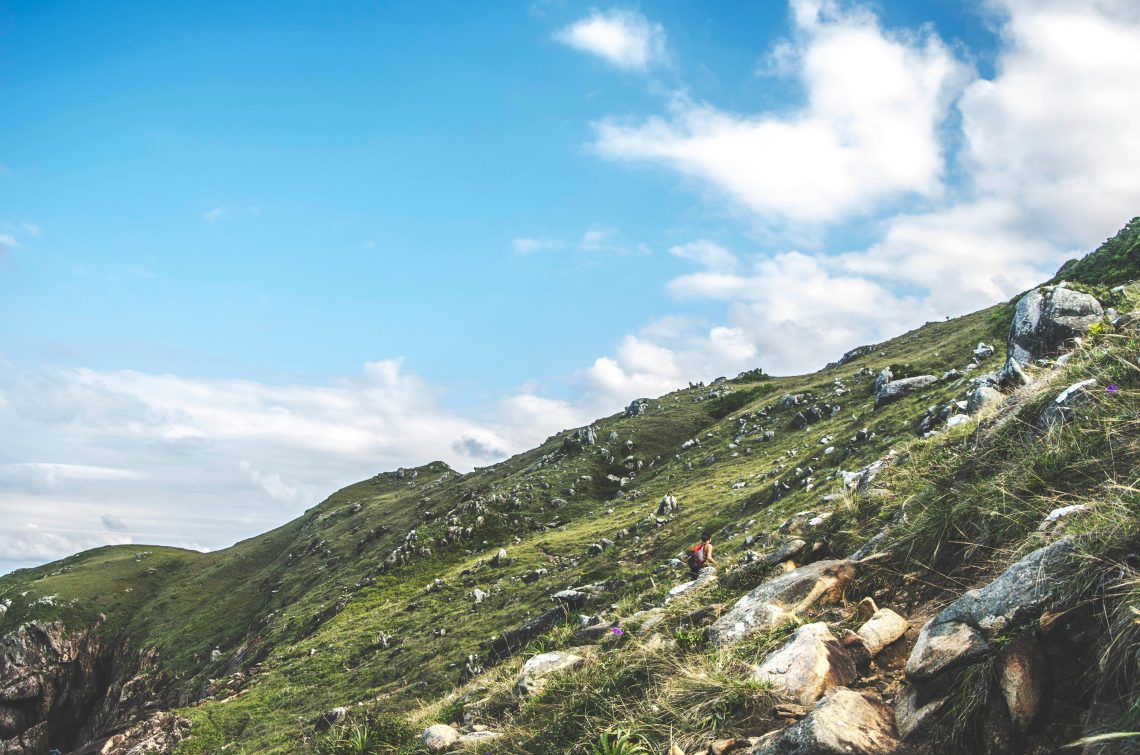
[
  {"left": 422, "top": 724, "right": 459, "bottom": 751},
  {"left": 514, "top": 649, "right": 587, "bottom": 696}
]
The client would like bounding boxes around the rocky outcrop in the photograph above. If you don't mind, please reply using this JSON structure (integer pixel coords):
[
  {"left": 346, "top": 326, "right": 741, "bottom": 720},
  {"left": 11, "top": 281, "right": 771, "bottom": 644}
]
[
  {"left": 874, "top": 376, "right": 937, "bottom": 409},
  {"left": 1006, "top": 286, "right": 1103, "bottom": 368},
  {"left": 1000, "top": 285, "right": 1103, "bottom": 386},
  {"left": 0, "top": 622, "right": 179, "bottom": 755},
  {"left": 895, "top": 540, "right": 1076, "bottom": 741},
  {"left": 751, "top": 623, "right": 856, "bottom": 705},
  {"left": 709, "top": 561, "right": 856, "bottom": 646},
  {"left": 750, "top": 687, "right": 899, "bottom": 754},
  {"left": 79, "top": 711, "right": 191, "bottom": 754}
]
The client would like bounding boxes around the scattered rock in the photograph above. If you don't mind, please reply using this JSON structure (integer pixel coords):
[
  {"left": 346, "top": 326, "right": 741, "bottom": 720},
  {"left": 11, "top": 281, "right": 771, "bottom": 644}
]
[
  {"left": 709, "top": 560, "right": 857, "bottom": 646},
  {"left": 856, "top": 608, "right": 910, "bottom": 658},
  {"left": 974, "top": 342, "right": 995, "bottom": 359},
  {"left": 315, "top": 706, "right": 348, "bottom": 731},
  {"left": 1039, "top": 378, "right": 1097, "bottom": 426},
  {"left": 967, "top": 386, "right": 1003, "bottom": 414}
]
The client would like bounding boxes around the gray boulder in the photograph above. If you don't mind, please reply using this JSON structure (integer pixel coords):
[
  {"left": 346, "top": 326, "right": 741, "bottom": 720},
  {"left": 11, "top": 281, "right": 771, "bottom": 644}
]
[
  {"left": 896, "top": 539, "right": 1076, "bottom": 739},
  {"left": 750, "top": 687, "right": 900, "bottom": 755},
  {"left": 874, "top": 376, "right": 937, "bottom": 409},
  {"left": 966, "top": 386, "right": 1003, "bottom": 414},
  {"left": 1007, "top": 286, "right": 1103, "bottom": 367}
]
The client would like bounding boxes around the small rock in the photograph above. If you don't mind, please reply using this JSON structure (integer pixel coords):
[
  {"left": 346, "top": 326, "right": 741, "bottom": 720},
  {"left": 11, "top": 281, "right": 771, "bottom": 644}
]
[
  {"left": 856, "top": 608, "right": 910, "bottom": 657},
  {"left": 422, "top": 724, "right": 460, "bottom": 751}
]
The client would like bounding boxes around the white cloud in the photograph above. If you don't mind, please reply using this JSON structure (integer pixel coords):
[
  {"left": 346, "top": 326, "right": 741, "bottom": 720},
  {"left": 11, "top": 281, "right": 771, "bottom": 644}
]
[
  {"left": 668, "top": 240, "right": 737, "bottom": 272},
  {"left": 958, "top": 0, "right": 1140, "bottom": 243},
  {"left": 578, "top": 225, "right": 651, "bottom": 255},
  {"left": 555, "top": 8, "right": 667, "bottom": 71},
  {"left": 592, "top": 0, "right": 972, "bottom": 223},
  {"left": 0, "top": 358, "right": 598, "bottom": 573},
  {"left": 513, "top": 237, "right": 566, "bottom": 254}
]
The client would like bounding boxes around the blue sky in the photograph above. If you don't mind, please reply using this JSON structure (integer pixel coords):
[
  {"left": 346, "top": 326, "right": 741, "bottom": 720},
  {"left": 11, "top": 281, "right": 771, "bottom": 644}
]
[{"left": 3, "top": 0, "right": 1139, "bottom": 572}]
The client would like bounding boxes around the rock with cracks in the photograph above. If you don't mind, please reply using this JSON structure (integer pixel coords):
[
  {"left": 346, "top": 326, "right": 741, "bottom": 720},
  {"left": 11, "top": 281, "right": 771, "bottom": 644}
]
[
  {"left": 751, "top": 623, "right": 856, "bottom": 706},
  {"left": 749, "top": 687, "right": 900, "bottom": 754},
  {"left": 709, "top": 560, "right": 856, "bottom": 647}
]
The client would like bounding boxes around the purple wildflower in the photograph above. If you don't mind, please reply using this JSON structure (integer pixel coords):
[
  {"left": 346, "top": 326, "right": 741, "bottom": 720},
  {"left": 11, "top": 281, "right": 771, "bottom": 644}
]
[
  {"left": 1107, "top": 384, "right": 1119, "bottom": 395},
  {"left": 612, "top": 627, "right": 623, "bottom": 636}
]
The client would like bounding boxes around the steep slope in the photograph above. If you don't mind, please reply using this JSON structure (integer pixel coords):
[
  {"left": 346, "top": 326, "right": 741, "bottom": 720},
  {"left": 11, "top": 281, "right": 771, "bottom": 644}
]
[{"left": 1, "top": 219, "right": 1137, "bottom": 754}]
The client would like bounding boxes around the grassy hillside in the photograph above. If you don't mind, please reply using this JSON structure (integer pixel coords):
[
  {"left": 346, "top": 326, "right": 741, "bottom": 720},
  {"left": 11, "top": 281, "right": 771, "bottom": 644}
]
[{"left": 3, "top": 221, "right": 1139, "bottom": 753}]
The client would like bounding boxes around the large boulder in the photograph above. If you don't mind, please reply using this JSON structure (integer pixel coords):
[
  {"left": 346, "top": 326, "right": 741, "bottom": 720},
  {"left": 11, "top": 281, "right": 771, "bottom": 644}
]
[
  {"left": 874, "top": 376, "right": 937, "bottom": 409},
  {"left": 751, "top": 623, "right": 856, "bottom": 705},
  {"left": 709, "top": 560, "right": 856, "bottom": 647},
  {"left": 749, "top": 687, "right": 900, "bottom": 754},
  {"left": 1006, "top": 286, "right": 1103, "bottom": 367},
  {"left": 896, "top": 539, "right": 1076, "bottom": 739},
  {"left": 514, "top": 649, "right": 587, "bottom": 696}
]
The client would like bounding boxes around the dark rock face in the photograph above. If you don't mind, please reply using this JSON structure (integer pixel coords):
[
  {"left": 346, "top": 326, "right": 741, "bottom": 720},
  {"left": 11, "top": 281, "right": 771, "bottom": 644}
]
[
  {"left": 1007, "top": 286, "right": 1103, "bottom": 367},
  {"left": 896, "top": 539, "right": 1076, "bottom": 742},
  {"left": 0, "top": 622, "right": 179, "bottom": 755}
]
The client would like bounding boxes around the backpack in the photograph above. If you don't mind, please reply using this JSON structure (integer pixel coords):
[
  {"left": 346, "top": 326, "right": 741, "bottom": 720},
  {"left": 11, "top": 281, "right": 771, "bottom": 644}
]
[{"left": 688, "top": 542, "right": 705, "bottom": 567}]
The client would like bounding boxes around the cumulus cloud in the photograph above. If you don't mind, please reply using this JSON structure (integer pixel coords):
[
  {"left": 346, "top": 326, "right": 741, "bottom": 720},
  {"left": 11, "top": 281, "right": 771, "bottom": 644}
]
[
  {"left": 592, "top": 0, "right": 972, "bottom": 223},
  {"left": 575, "top": 0, "right": 1140, "bottom": 385},
  {"left": 555, "top": 8, "right": 667, "bottom": 71}
]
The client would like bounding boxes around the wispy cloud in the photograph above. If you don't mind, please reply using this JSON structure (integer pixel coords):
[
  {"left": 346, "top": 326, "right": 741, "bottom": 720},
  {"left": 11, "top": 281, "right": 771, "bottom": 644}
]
[
  {"left": 202, "top": 205, "right": 260, "bottom": 223},
  {"left": 578, "top": 225, "right": 650, "bottom": 255},
  {"left": 668, "top": 240, "right": 737, "bottom": 272},
  {"left": 512, "top": 237, "right": 566, "bottom": 254},
  {"left": 555, "top": 8, "right": 667, "bottom": 71}
]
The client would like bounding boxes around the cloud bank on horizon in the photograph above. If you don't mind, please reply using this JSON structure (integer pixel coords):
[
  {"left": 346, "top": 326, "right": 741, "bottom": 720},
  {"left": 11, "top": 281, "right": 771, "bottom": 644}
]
[{"left": 3, "top": 0, "right": 1139, "bottom": 572}]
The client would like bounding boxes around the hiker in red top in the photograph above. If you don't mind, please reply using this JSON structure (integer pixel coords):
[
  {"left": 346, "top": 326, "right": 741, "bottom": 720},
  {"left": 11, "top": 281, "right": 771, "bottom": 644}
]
[{"left": 688, "top": 531, "right": 717, "bottom": 577}]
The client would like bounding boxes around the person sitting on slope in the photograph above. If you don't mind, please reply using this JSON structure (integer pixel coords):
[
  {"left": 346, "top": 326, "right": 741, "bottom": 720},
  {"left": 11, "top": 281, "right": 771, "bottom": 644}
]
[{"left": 688, "top": 531, "right": 717, "bottom": 577}]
